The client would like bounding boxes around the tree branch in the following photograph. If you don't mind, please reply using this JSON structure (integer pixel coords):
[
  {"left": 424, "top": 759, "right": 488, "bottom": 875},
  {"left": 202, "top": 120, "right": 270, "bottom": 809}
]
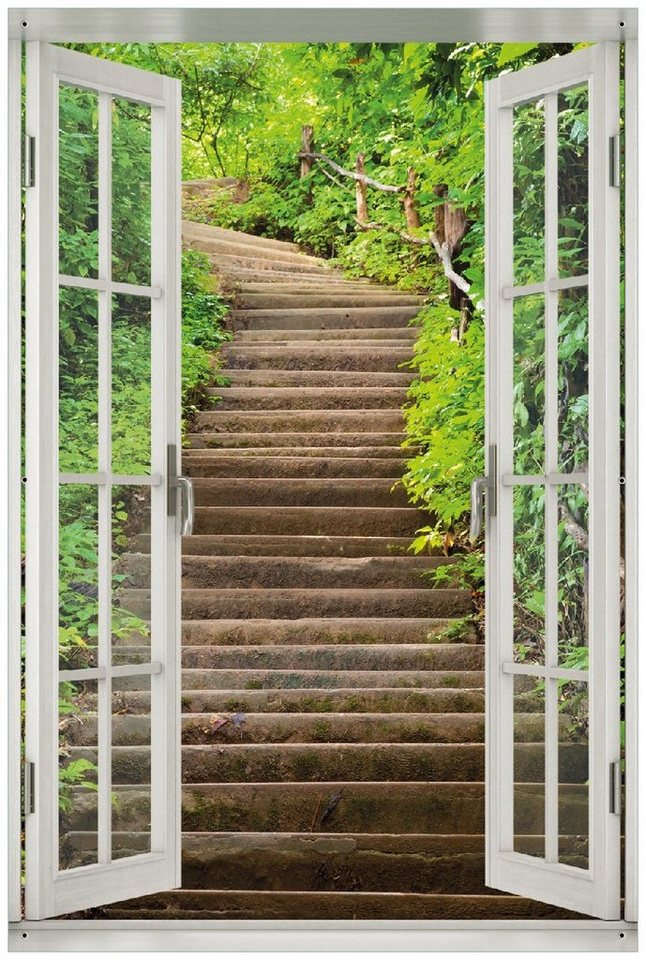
[
  {"left": 298, "top": 152, "right": 403, "bottom": 193},
  {"left": 356, "top": 219, "right": 479, "bottom": 306}
]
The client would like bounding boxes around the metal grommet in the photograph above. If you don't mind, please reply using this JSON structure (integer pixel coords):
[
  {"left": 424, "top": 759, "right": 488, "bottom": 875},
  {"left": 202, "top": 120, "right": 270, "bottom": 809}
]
[
  {"left": 619, "top": 476, "right": 626, "bottom": 485},
  {"left": 20, "top": 932, "right": 29, "bottom": 939},
  {"left": 20, "top": 20, "right": 28, "bottom": 27},
  {"left": 619, "top": 932, "right": 626, "bottom": 939},
  {"left": 619, "top": 20, "right": 626, "bottom": 28},
  {"left": 21, "top": 476, "right": 27, "bottom": 484}
]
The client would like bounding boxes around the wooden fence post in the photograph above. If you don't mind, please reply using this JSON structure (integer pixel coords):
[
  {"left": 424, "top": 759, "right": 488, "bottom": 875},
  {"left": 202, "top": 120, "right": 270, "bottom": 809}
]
[
  {"left": 300, "top": 125, "right": 314, "bottom": 178},
  {"left": 403, "top": 167, "right": 421, "bottom": 230},
  {"left": 355, "top": 153, "right": 369, "bottom": 224}
]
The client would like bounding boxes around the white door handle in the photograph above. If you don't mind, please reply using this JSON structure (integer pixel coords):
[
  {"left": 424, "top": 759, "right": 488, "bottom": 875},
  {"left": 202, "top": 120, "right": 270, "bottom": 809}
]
[{"left": 469, "top": 445, "right": 497, "bottom": 542}]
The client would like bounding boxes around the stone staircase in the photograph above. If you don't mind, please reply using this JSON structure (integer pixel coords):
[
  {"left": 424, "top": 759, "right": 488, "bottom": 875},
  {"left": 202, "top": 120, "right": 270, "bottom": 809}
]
[{"left": 68, "top": 220, "right": 586, "bottom": 920}]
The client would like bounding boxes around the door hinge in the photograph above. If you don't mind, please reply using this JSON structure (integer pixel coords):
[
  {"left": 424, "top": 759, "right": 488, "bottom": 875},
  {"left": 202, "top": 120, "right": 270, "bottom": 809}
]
[
  {"left": 22, "top": 760, "right": 35, "bottom": 816},
  {"left": 22, "top": 135, "right": 35, "bottom": 189},
  {"left": 609, "top": 135, "right": 620, "bottom": 188},
  {"left": 609, "top": 760, "right": 622, "bottom": 815}
]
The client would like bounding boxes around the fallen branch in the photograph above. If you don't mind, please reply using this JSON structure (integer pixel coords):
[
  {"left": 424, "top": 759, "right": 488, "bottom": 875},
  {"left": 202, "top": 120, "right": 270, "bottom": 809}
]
[{"left": 298, "top": 152, "right": 403, "bottom": 193}]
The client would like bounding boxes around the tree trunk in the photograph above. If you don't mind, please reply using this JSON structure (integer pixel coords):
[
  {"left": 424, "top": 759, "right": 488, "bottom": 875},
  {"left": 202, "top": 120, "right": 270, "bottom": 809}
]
[
  {"left": 355, "top": 153, "right": 369, "bottom": 224},
  {"left": 300, "top": 125, "right": 314, "bottom": 178},
  {"left": 403, "top": 167, "right": 421, "bottom": 230},
  {"left": 433, "top": 183, "right": 470, "bottom": 309}
]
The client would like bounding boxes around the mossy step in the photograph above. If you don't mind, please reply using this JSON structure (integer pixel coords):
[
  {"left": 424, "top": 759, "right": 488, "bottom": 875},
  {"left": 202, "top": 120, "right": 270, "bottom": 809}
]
[
  {"left": 235, "top": 292, "right": 423, "bottom": 310},
  {"left": 140, "top": 534, "right": 415, "bottom": 556},
  {"left": 221, "top": 345, "right": 412, "bottom": 371},
  {"left": 183, "top": 455, "right": 408, "bottom": 477},
  {"left": 179, "top": 617, "right": 474, "bottom": 645},
  {"left": 189, "top": 477, "right": 410, "bottom": 507},
  {"left": 184, "top": 444, "right": 409, "bottom": 458},
  {"left": 230, "top": 307, "right": 418, "bottom": 328},
  {"left": 70, "top": 711, "right": 557, "bottom": 747},
  {"left": 186, "top": 432, "right": 407, "bottom": 450},
  {"left": 93, "top": 889, "right": 586, "bottom": 921},
  {"left": 179, "top": 667, "right": 483, "bottom": 691},
  {"left": 190, "top": 506, "right": 430, "bottom": 537},
  {"left": 205, "top": 387, "right": 408, "bottom": 411},
  {"left": 177, "top": 586, "right": 469, "bottom": 619},
  {"left": 193, "top": 409, "right": 405, "bottom": 433},
  {"left": 234, "top": 327, "right": 418, "bottom": 342},
  {"left": 104, "top": 686, "right": 487, "bottom": 716},
  {"left": 175, "top": 555, "right": 453, "bottom": 589},
  {"left": 67, "top": 781, "right": 587, "bottom": 835},
  {"left": 179, "top": 643, "right": 482, "bottom": 672},
  {"left": 177, "top": 742, "right": 588, "bottom": 785},
  {"left": 221, "top": 368, "right": 413, "bottom": 387}
]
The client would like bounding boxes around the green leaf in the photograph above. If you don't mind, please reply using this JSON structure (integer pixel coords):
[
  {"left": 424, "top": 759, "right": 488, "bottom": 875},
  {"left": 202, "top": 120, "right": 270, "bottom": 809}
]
[{"left": 497, "top": 43, "right": 539, "bottom": 67}]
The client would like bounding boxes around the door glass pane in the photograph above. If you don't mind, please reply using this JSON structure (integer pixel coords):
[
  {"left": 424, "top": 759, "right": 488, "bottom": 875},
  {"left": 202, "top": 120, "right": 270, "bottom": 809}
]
[
  {"left": 112, "top": 485, "right": 151, "bottom": 659},
  {"left": 513, "top": 98, "right": 545, "bottom": 285},
  {"left": 513, "top": 294, "right": 545, "bottom": 474},
  {"left": 59, "top": 287, "right": 99, "bottom": 472},
  {"left": 513, "top": 675, "right": 545, "bottom": 857},
  {"left": 112, "top": 295, "right": 152, "bottom": 475},
  {"left": 558, "top": 680, "right": 589, "bottom": 867},
  {"left": 513, "top": 485, "right": 545, "bottom": 664},
  {"left": 59, "top": 679, "right": 99, "bottom": 869},
  {"left": 59, "top": 84, "right": 99, "bottom": 278},
  {"left": 558, "top": 286, "right": 589, "bottom": 472},
  {"left": 557, "top": 485, "right": 589, "bottom": 668},
  {"left": 59, "top": 485, "right": 99, "bottom": 670},
  {"left": 112, "top": 674, "right": 152, "bottom": 859},
  {"left": 558, "top": 85, "right": 589, "bottom": 278},
  {"left": 112, "top": 98, "right": 151, "bottom": 285}
]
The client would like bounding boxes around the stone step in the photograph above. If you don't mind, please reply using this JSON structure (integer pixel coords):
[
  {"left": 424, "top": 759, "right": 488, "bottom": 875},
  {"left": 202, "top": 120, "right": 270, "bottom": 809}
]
[
  {"left": 215, "top": 266, "right": 347, "bottom": 284},
  {"left": 97, "top": 889, "right": 585, "bottom": 920},
  {"left": 235, "top": 292, "right": 423, "bottom": 310},
  {"left": 206, "top": 251, "right": 337, "bottom": 277},
  {"left": 204, "top": 387, "right": 408, "bottom": 411},
  {"left": 138, "top": 534, "right": 415, "bottom": 556},
  {"left": 74, "top": 710, "right": 554, "bottom": 747},
  {"left": 179, "top": 832, "right": 581, "bottom": 894},
  {"left": 189, "top": 478, "right": 409, "bottom": 507},
  {"left": 180, "top": 617, "right": 475, "bottom": 645},
  {"left": 182, "top": 455, "right": 407, "bottom": 477},
  {"left": 231, "top": 306, "right": 419, "bottom": 329},
  {"left": 185, "top": 433, "right": 408, "bottom": 450},
  {"left": 177, "top": 586, "right": 469, "bottom": 620},
  {"left": 177, "top": 667, "right": 482, "bottom": 691},
  {"left": 221, "top": 344, "right": 412, "bottom": 371},
  {"left": 181, "top": 220, "right": 301, "bottom": 254},
  {"left": 68, "top": 781, "right": 586, "bottom": 835},
  {"left": 234, "top": 327, "right": 418, "bottom": 342},
  {"left": 178, "top": 557, "right": 442, "bottom": 591},
  {"left": 112, "top": 686, "right": 487, "bottom": 715},
  {"left": 180, "top": 643, "right": 482, "bottom": 673},
  {"left": 232, "top": 281, "right": 386, "bottom": 294},
  {"left": 184, "top": 442, "right": 409, "bottom": 458},
  {"left": 177, "top": 555, "right": 449, "bottom": 589},
  {"left": 183, "top": 232, "right": 329, "bottom": 269},
  {"left": 220, "top": 368, "right": 413, "bottom": 387},
  {"left": 69, "top": 741, "right": 585, "bottom": 785},
  {"left": 192, "top": 409, "right": 405, "bottom": 434},
  {"left": 190, "top": 506, "right": 428, "bottom": 537}
]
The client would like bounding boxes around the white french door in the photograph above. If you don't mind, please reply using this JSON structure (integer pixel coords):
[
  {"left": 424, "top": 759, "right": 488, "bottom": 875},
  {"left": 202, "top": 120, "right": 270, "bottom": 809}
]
[
  {"left": 482, "top": 44, "right": 621, "bottom": 918},
  {"left": 24, "top": 43, "right": 183, "bottom": 918}
]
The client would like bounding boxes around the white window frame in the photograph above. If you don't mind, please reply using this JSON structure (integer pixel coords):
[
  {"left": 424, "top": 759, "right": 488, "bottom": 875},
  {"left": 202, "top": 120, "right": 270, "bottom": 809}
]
[
  {"left": 484, "top": 42, "right": 621, "bottom": 920},
  {"left": 22, "top": 42, "right": 182, "bottom": 920},
  {"left": 6, "top": 6, "right": 638, "bottom": 952}
]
